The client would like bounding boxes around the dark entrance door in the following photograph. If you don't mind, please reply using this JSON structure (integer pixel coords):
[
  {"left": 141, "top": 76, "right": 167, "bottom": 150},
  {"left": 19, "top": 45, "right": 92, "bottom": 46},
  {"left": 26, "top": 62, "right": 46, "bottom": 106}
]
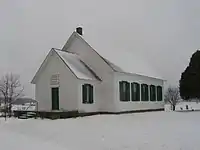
[{"left": 51, "top": 87, "right": 59, "bottom": 110}]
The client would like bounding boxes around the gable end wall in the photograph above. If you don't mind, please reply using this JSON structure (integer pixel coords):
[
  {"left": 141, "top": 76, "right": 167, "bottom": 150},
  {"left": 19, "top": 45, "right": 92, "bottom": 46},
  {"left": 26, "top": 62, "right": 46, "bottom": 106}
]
[{"left": 35, "top": 51, "right": 78, "bottom": 111}]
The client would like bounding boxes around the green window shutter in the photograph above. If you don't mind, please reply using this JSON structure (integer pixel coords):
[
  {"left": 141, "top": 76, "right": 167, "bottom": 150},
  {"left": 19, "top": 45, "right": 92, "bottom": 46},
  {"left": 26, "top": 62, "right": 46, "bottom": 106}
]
[
  {"left": 160, "top": 87, "right": 163, "bottom": 101},
  {"left": 131, "top": 83, "right": 135, "bottom": 101},
  {"left": 122, "top": 82, "right": 126, "bottom": 101},
  {"left": 120, "top": 81, "right": 130, "bottom": 102},
  {"left": 82, "top": 84, "right": 94, "bottom": 104},
  {"left": 157, "top": 86, "right": 163, "bottom": 101},
  {"left": 141, "top": 84, "right": 145, "bottom": 101},
  {"left": 153, "top": 86, "right": 156, "bottom": 101},
  {"left": 89, "top": 85, "right": 94, "bottom": 103},
  {"left": 160, "top": 86, "right": 162, "bottom": 101},
  {"left": 134, "top": 83, "right": 137, "bottom": 101},
  {"left": 119, "top": 81, "right": 123, "bottom": 101},
  {"left": 150, "top": 85, "right": 156, "bottom": 101},
  {"left": 126, "top": 82, "right": 130, "bottom": 101},
  {"left": 132, "top": 82, "right": 140, "bottom": 101},
  {"left": 157, "top": 86, "right": 159, "bottom": 101},
  {"left": 150, "top": 85, "right": 152, "bottom": 101},
  {"left": 145, "top": 85, "right": 149, "bottom": 101},
  {"left": 82, "top": 84, "right": 87, "bottom": 103},
  {"left": 142, "top": 84, "right": 149, "bottom": 101},
  {"left": 136, "top": 83, "right": 140, "bottom": 101}
]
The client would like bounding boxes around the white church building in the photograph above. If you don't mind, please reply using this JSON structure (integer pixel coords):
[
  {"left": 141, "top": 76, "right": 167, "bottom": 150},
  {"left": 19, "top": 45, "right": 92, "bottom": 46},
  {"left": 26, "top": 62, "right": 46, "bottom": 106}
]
[{"left": 31, "top": 27, "right": 165, "bottom": 113}]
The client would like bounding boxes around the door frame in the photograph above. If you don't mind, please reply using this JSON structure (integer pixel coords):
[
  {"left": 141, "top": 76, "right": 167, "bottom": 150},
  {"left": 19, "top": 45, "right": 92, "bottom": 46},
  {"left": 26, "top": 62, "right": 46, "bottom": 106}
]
[{"left": 51, "top": 87, "right": 59, "bottom": 110}]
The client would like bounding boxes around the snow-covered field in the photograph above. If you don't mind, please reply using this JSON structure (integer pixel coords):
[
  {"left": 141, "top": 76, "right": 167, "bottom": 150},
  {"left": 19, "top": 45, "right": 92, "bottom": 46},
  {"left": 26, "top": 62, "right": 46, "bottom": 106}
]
[
  {"left": 0, "top": 112, "right": 200, "bottom": 150},
  {"left": 165, "top": 102, "right": 200, "bottom": 111},
  {"left": 175, "top": 102, "right": 200, "bottom": 111}
]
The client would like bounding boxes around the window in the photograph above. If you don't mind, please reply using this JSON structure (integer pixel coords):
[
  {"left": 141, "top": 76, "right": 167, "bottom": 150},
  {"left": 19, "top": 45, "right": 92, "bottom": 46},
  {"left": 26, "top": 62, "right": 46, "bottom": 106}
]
[
  {"left": 82, "top": 84, "right": 94, "bottom": 104},
  {"left": 119, "top": 81, "right": 130, "bottom": 101},
  {"left": 50, "top": 74, "right": 59, "bottom": 85},
  {"left": 141, "top": 84, "right": 149, "bottom": 101},
  {"left": 150, "top": 85, "right": 156, "bottom": 101},
  {"left": 131, "top": 82, "right": 140, "bottom": 101},
  {"left": 157, "top": 86, "right": 163, "bottom": 101}
]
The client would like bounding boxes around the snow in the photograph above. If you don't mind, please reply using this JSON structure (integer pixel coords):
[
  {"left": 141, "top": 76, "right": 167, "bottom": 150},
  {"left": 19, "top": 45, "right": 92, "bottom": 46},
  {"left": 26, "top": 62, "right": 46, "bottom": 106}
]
[
  {"left": 55, "top": 49, "right": 98, "bottom": 81},
  {"left": 12, "top": 104, "right": 36, "bottom": 111},
  {"left": 75, "top": 32, "right": 164, "bottom": 80},
  {"left": 175, "top": 101, "right": 200, "bottom": 111},
  {"left": 0, "top": 111, "right": 200, "bottom": 150},
  {"left": 165, "top": 101, "right": 200, "bottom": 111},
  {"left": 164, "top": 104, "right": 172, "bottom": 111}
]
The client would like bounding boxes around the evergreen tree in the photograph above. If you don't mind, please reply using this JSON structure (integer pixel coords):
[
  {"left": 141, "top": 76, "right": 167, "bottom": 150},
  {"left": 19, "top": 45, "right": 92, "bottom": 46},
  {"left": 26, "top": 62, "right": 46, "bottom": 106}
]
[{"left": 179, "top": 50, "right": 200, "bottom": 100}]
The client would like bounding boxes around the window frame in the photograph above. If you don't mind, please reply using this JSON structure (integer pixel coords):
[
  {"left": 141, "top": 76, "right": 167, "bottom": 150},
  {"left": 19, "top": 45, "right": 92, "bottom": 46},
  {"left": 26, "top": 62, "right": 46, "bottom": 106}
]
[
  {"left": 141, "top": 84, "right": 149, "bottom": 101},
  {"left": 119, "top": 81, "right": 130, "bottom": 102},
  {"left": 131, "top": 82, "right": 140, "bottom": 101},
  {"left": 82, "top": 84, "right": 94, "bottom": 104},
  {"left": 150, "top": 85, "right": 156, "bottom": 101},
  {"left": 157, "top": 86, "right": 163, "bottom": 101}
]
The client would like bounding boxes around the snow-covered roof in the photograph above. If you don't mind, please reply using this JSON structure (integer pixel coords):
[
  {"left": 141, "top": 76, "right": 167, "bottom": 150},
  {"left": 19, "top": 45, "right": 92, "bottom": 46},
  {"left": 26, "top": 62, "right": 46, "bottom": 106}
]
[
  {"left": 31, "top": 48, "right": 101, "bottom": 84},
  {"left": 54, "top": 49, "right": 100, "bottom": 81},
  {"left": 63, "top": 32, "right": 164, "bottom": 80}
]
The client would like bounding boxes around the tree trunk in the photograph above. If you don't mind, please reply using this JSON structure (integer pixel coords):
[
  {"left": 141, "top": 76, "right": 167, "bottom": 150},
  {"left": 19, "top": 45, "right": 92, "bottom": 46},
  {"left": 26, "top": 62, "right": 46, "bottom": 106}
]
[
  {"left": 4, "top": 98, "right": 7, "bottom": 121},
  {"left": 8, "top": 103, "right": 12, "bottom": 117},
  {"left": 172, "top": 105, "right": 176, "bottom": 111}
]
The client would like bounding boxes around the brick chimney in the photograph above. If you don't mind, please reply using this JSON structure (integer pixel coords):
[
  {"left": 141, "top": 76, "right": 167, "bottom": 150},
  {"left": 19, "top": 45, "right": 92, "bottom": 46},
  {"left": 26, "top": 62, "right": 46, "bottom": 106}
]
[{"left": 76, "top": 27, "right": 83, "bottom": 35}]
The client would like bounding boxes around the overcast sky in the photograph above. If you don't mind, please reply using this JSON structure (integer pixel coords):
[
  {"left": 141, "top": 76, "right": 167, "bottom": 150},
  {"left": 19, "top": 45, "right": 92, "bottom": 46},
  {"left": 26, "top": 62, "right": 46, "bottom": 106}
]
[{"left": 0, "top": 0, "right": 200, "bottom": 98}]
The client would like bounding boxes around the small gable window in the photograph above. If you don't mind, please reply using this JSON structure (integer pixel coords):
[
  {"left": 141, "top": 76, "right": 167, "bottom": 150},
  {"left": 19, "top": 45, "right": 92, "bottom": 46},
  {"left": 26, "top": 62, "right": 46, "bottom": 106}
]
[
  {"left": 150, "top": 85, "right": 156, "bottom": 101},
  {"left": 131, "top": 82, "right": 140, "bottom": 101},
  {"left": 141, "top": 84, "right": 149, "bottom": 101},
  {"left": 82, "top": 84, "right": 94, "bottom": 104},
  {"left": 157, "top": 86, "right": 163, "bottom": 101},
  {"left": 119, "top": 81, "right": 130, "bottom": 102}
]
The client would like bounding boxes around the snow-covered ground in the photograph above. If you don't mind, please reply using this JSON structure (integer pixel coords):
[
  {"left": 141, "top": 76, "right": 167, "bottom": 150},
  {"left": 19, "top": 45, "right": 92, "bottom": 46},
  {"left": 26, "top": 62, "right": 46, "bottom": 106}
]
[
  {"left": 175, "top": 101, "right": 200, "bottom": 111},
  {"left": 0, "top": 111, "right": 200, "bottom": 150},
  {"left": 165, "top": 101, "right": 200, "bottom": 111}
]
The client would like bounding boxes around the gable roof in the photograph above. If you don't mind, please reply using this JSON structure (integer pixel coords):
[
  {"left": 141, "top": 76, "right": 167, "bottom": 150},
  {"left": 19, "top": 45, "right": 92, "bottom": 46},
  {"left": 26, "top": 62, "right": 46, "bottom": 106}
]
[
  {"left": 31, "top": 48, "right": 101, "bottom": 84},
  {"left": 54, "top": 49, "right": 101, "bottom": 81},
  {"left": 62, "top": 32, "right": 116, "bottom": 72},
  {"left": 62, "top": 31, "right": 164, "bottom": 80},
  {"left": 31, "top": 49, "right": 54, "bottom": 84}
]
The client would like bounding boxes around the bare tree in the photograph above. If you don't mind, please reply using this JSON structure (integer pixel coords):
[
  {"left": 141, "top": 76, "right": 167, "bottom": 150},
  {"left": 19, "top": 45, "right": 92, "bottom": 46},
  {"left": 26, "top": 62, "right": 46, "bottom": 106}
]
[
  {"left": 164, "top": 86, "right": 180, "bottom": 111},
  {"left": 0, "top": 73, "right": 24, "bottom": 119}
]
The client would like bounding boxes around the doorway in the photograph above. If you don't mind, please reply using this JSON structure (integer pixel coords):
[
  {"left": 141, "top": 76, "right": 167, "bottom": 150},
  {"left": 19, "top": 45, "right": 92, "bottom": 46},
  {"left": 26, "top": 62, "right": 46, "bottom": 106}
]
[{"left": 51, "top": 87, "right": 59, "bottom": 110}]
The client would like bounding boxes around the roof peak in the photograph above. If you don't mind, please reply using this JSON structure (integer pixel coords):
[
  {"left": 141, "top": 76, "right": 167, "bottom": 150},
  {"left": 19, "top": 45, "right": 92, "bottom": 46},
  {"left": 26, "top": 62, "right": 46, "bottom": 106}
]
[{"left": 61, "top": 30, "right": 164, "bottom": 80}]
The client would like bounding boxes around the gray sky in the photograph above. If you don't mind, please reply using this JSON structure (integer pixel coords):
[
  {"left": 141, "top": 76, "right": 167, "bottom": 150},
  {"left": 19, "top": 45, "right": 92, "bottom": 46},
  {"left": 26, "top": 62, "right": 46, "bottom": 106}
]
[{"left": 0, "top": 0, "right": 200, "bottom": 98}]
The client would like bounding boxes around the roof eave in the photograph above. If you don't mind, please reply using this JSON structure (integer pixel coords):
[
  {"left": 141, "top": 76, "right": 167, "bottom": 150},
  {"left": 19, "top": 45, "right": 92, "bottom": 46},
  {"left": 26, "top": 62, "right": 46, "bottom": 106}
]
[
  {"left": 78, "top": 78, "right": 101, "bottom": 82},
  {"left": 62, "top": 31, "right": 165, "bottom": 82},
  {"left": 31, "top": 48, "right": 55, "bottom": 85},
  {"left": 115, "top": 71, "right": 165, "bottom": 81},
  {"left": 31, "top": 79, "right": 35, "bottom": 84}
]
